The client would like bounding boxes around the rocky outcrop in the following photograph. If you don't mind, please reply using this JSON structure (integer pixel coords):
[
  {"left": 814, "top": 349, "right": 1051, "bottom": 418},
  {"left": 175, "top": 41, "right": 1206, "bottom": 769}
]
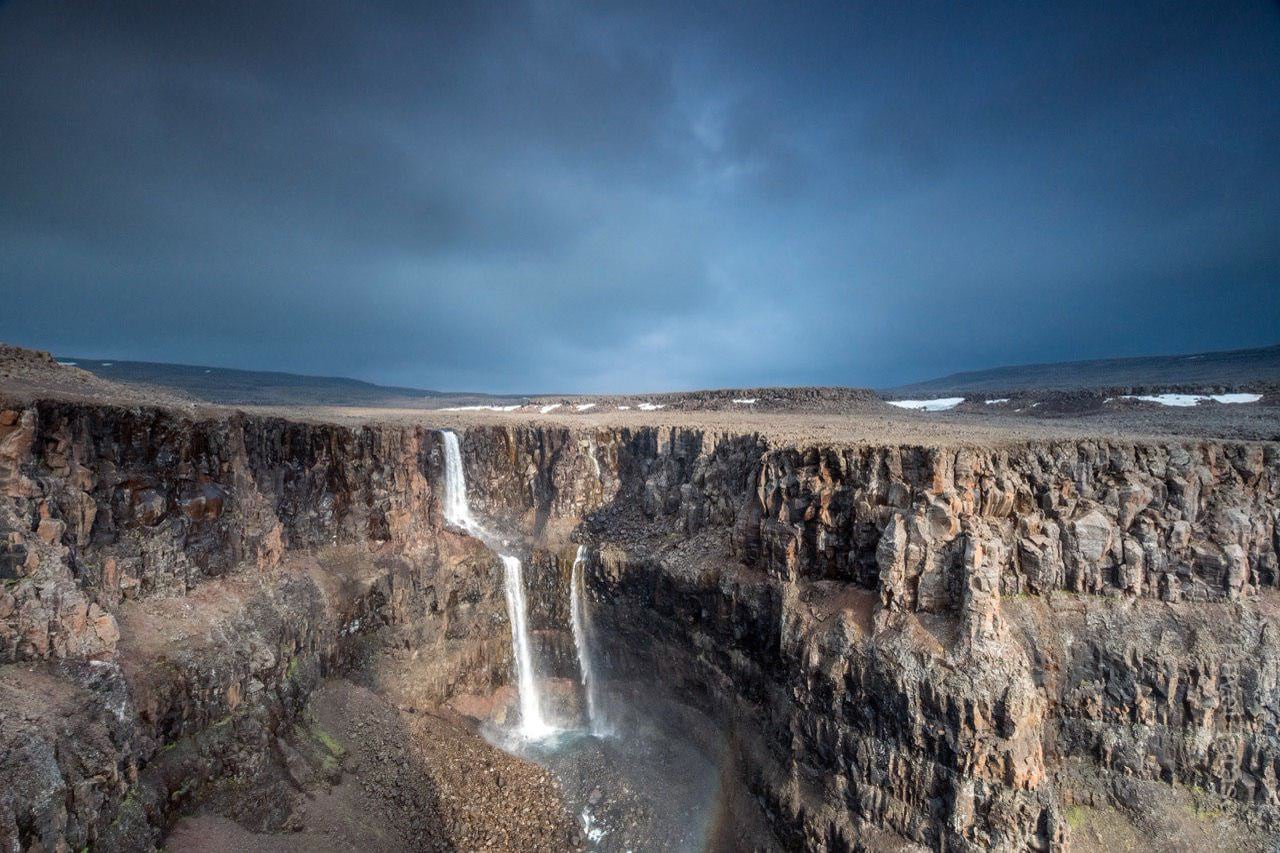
[
  {"left": 0, "top": 401, "right": 456, "bottom": 663},
  {"left": 741, "top": 441, "right": 1279, "bottom": 603}
]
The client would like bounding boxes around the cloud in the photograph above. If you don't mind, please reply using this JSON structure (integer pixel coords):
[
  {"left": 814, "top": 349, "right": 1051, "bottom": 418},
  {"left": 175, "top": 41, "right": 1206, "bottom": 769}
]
[{"left": 1, "top": 0, "right": 1277, "bottom": 391}]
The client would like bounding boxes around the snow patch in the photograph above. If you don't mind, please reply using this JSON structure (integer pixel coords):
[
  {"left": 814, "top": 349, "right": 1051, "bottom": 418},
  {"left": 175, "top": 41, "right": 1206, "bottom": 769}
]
[
  {"left": 57, "top": 361, "right": 77, "bottom": 366},
  {"left": 539, "top": 404, "right": 562, "bottom": 414},
  {"left": 984, "top": 398, "right": 1009, "bottom": 405},
  {"left": 886, "top": 397, "right": 964, "bottom": 412},
  {"left": 732, "top": 398, "right": 757, "bottom": 405},
  {"left": 616, "top": 405, "right": 631, "bottom": 410},
  {"left": 637, "top": 402, "right": 665, "bottom": 411},
  {"left": 443, "top": 404, "right": 521, "bottom": 412},
  {"left": 575, "top": 403, "right": 596, "bottom": 411},
  {"left": 1123, "top": 393, "right": 1262, "bottom": 407},
  {"left": 1126, "top": 394, "right": 1201, "bottom": 407}
]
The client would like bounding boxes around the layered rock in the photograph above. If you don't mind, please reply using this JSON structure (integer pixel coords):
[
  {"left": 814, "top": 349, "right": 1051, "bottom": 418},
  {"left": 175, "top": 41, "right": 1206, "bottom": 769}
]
[
  {"left": 0, "top": 401, "right": 515, "bottom": 850},
  {"left": 2, "top": 401, "right": 1278, "bottom": 851},
  {"left": 451, "top": 424, "right": 1280, "bottom": 849}
]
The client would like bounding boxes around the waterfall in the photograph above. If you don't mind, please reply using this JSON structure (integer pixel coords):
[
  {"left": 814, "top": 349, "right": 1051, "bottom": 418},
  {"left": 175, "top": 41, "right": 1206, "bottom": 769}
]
[
  {"left": 501, "top": 554, "right": 551, "bottom": 739},
  {"left": 440, "top": 430, "right": 478, "bottom": 531},
  {"left": 570, "top": 545, "right": 605, "bottom": 735},
  {"left": 587, "top": 436, "right": 602, "bottom": 480},
  {"left": 439, "top": 430, "right": 551, "bottom": 739}
]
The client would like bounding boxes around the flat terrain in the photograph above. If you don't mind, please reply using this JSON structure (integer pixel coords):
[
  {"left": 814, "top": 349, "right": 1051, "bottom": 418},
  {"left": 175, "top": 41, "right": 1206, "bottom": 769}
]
[
  {"left": 4, "top": 343, "right": 1279, "bottom": 446},
  {"left": 275, "top": 401, "right": 1280, "bottom": 447}
]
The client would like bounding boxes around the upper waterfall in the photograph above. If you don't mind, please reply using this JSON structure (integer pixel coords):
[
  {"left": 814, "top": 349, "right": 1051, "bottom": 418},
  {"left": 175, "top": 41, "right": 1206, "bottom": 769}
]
[{"left": 440, "top": 429, "right": 478, "bottom": 531}]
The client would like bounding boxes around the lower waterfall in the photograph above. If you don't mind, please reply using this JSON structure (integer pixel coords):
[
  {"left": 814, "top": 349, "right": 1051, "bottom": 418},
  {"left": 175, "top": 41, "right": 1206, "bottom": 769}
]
[
  {"left": 570, "top": 545, "right": 606, "bottom": 735},
  {"left": 500, "top": 554, "right": 552, "bottom": 739}
]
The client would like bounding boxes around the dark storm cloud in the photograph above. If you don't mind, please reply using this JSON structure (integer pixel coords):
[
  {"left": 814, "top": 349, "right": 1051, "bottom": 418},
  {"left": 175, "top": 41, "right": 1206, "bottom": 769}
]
[{"left": 1, "top": 0, "right": 1278, "bottom": 392}]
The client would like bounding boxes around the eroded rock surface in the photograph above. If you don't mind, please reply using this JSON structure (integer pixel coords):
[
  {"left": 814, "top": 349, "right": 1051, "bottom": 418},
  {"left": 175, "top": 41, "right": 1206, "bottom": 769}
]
[
  {"left": 456, "top": 424, "right": 1280, "bottom": 850},
  {"left": 1, "top": 400, "right": 1278, "bottom": 851}
]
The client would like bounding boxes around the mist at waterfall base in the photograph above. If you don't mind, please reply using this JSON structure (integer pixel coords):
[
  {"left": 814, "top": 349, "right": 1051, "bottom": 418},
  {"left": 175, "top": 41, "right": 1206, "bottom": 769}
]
[{"left": 439, "top": 431, "right": 733, "bottom": 851}]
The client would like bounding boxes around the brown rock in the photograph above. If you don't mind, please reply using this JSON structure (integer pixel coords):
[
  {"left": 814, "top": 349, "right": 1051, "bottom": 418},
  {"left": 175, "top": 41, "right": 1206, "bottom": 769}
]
[
  {"left": 0, "top": 408, "right": 37, "bottom": 497},
  {"left": 36, "top": 517, "right": 65, "bottom": 546}
]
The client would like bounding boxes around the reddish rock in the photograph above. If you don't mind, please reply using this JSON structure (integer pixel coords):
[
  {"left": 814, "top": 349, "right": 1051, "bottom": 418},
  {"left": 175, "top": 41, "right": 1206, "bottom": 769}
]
[{"left": 35, "top": 517, "right": 65, "bottom": 546}]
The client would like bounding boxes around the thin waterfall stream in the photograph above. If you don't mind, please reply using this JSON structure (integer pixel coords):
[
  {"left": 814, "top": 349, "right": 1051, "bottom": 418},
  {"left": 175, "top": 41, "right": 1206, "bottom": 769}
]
[{"left": 570, "top": 545, "right": 605, "bottom": 735}]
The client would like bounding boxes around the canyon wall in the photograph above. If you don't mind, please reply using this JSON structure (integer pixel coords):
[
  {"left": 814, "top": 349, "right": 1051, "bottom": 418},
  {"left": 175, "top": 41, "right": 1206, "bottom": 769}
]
[
  {"left": 0, "top": 401, "right": 511, "bottom": 850},
  {"left": 455, "top": 424, "right": 1280, "bottom": 850},
  {"left": 2, "top": 400, "right": 1278, "bottom": 850}
]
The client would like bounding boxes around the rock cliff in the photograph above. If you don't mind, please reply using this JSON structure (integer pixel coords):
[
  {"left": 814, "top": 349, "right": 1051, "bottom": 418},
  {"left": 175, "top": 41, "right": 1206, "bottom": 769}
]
[
  {"left": 456, "top": 424, "right": 1280, "bottom": 850},
  {"left": 0, "top": 401, "right": 514, "bottom": 849},
  {"left": 1, "top": 400, "right": 1278, "bottom": 850}
]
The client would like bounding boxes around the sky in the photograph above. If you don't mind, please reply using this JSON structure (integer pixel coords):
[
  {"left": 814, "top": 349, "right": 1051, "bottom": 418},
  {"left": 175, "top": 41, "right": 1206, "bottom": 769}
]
[{"left": 1, "top": 1, "right": 1278, "bottom": 393}]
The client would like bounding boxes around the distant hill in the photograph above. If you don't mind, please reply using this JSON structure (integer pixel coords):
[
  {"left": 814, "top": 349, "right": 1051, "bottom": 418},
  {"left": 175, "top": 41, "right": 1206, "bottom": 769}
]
[
  {"left": 887, "top": 344, "right": 1280, "bottom": 396},
  {"left": 55, "top": 343, "right": 1280, "bottom": 409},
  {"left": 57, "top": 357, "right": 516, "bottom": 408}
]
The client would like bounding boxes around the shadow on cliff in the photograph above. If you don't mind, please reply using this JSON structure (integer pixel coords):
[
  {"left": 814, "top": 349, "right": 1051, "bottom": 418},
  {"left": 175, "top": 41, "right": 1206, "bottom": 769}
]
[{"left": 565, "top": 427, "right": 781, "bottom": 851}]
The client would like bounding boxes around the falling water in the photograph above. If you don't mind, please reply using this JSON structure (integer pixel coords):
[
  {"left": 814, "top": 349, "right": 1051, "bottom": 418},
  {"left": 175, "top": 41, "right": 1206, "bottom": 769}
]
[
  {"left": 440, "top": 430, "right": 551, "bottom": 739},
  {"left": 570, "top": 545, "right": 605, "bottom": 735},
  {"left": 587, "top": 435, "right": 603, "bottom": 480},
  {"left": 440, "top": 430, "right": 478, "bottom": 531},
  {"left": 501, "top": 554, "right": 552, "bottom": 738}
]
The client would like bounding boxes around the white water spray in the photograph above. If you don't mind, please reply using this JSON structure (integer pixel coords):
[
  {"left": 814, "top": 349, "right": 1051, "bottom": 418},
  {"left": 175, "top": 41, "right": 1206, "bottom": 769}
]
[
  {"left": 440, "top": 430, "right": 551, "bottom": 739},
  {"left": 570, "top": 545, "right": 606, "bottom": 735}
]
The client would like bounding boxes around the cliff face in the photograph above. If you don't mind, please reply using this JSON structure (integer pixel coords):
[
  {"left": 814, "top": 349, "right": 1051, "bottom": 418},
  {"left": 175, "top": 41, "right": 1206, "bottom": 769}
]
[
  {"left": 0, "top": 402, "right": 446, "bottom": 660},
  {"left": 0, "top": 402, "right": 511, "bottom": 850},
  {"left": 2, "top": 402, "right": 1278, "bottom": 850},
  {"left": 453, "top": 425, "right": 1280, "bottom": 849}
]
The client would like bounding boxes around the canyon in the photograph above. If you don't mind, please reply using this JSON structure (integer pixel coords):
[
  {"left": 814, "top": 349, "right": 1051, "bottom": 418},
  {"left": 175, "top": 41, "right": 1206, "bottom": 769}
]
[
  {"left": 5, "top": 2, "right": 1277, "bottom": 851},
  {"left": 2, "top": 355, "right": 1279, "bottom": 851}
]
